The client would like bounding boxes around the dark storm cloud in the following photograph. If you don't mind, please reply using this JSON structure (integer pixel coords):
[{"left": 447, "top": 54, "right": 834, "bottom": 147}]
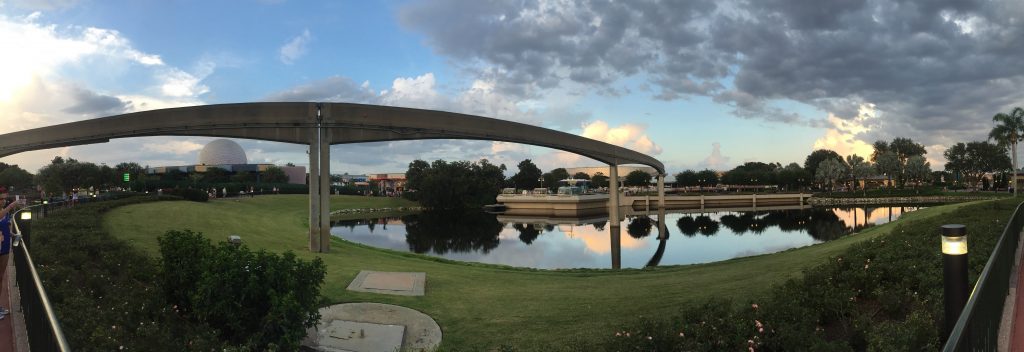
[
  {"left": 61, "top": 86, "right": 128, "bottom": 115},
  {"left": 400, "top": 0, "right": 1024, "bottom": 145}
]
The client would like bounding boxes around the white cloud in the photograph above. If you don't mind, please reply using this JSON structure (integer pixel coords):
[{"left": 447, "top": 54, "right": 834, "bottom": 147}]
[
  {"left": 141, "top": 140, "right": 205, "bottom": 156},
  {"left": 0, "top": 14, "right": 212, "bottom": 171},
  {"left": 580, "top": 120, "right": 663, "bottom": 155},
  {"left": 158, "top": 60, "right": 213, "bottom": 97},
  {"left": 279, "top": 29, "right": 311, "bottom": 64},
  {"left": 699, "top": 142, "right": 730, "bottom": 170},
  {"left": 380, "top": 73, "right": 446, "bottom": 109},
  {"left": 812, "top": 105, "right": 877, "bottom": 159}
]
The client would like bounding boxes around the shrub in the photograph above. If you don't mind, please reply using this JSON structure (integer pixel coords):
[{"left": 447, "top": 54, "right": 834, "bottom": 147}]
[
  {"left": 598, "top": 199, "right": 1018, "bottom": 351},
  {"left": 32, "top": 195, "right": 225, "bottom": 351},
  {"left": 163, "top": 188, "right": 209, "bottom": 202},
  {"left": 159, "top": 230, "right": 326, "bottom": 350}
]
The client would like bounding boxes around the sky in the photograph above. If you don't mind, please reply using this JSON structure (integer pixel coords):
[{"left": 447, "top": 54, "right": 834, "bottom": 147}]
[{"left": 1, "top": 0, "right": 1022, "bottom": 176}]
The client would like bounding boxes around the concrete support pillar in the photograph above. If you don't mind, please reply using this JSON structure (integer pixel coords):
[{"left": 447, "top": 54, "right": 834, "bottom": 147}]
[
  {"left": 657, "top": 174, "right": 665, "bottom": 211},
  {"left": 603, "top": 158, "right": 624, "bottom": 270},
  {"left": 308, "top": 130, "right": 321, "bottom": 252},
  {"left": 318, "top": 129, "right": 331, "bottom": 252},
  {"left": 752, "top": 193, "right": 757, "bottom": 208},
  {"left": 609, "top": 164, "right": 620, "bottom": 226},
  {"left": 657, "top": 199, "right": 667, "bottom": 240},
  {"left": 610, "top": 224, "right": 621, "bottom": 269}
]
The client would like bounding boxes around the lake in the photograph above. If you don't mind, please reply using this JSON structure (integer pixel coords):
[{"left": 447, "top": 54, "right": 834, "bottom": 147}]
[{"left": 330, "top": 205, "right": 922, "bottom": 269}]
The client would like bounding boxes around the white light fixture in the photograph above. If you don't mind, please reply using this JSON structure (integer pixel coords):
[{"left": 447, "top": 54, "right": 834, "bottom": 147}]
[
  {"left": 942, "top": 235, "right": 967, "bottom": 255},
  {"left": 19, "top": 212, "right": 31, "bottom": 220}
]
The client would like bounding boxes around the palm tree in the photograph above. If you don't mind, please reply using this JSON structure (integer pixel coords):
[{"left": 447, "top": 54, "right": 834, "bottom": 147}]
[{"left": 990, "top": 107, "right": 1024, "bottom": 197}]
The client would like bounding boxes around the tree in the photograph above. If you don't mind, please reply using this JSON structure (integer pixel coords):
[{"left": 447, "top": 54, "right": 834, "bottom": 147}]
[
  {"left": 815, "top": 158, "right": 846, "bottom": 192},
  {"left": 35, "top": 158, "right": 104, "bottom": 195},
  {"left": 964, "top": 141, "right": 1012, "bottom": 189},
  {"left": 904, "top": 155, "right": 931, "bottom": 189},
  {"left": 0, "top": 164, "right": 33, "bottom": 192},
  {"left": 944, "top": 143, "right": 969, "bottom": 186},
  {"left": 510, "top": 159, "right": 543, "bottom": 190},
  {"left": 851, "top": 160, "right": 875, "bottom": 195},
  {"left": 674, "top": 170, "right": 698, "bottom": 187},
  {"left": 776, "top": 163, "right": 811, "bottom": 191},
  {"left": 804, "top": 149, "right": 842, "bottom": 185},
  {"left": 624, "top": 170, "right": 652, "bottom": 187},
  {"left": 260, "top": 166, "right": 289, "bottom": 183},
  {"left": 870, "top": 140, "right": 890, "bottom": 162},
  {"left": 843, "top": 154, "right": 868, "bottom": 191},
  {"left": 403, "top": 159, "right": 507, "bottom": 209},
  {"left": 202, "top": 167, "right": 230, "bottom": 183},
  {"left": 696, "top": 169, "right": 719, "bottom": 186},
  {"left": 572, "top": 172, "right": 591, "bottom": 180},
  {"left": 989, "top": 107, "right": 1024, "bottom": 196},
  {"left": 591, "top": 172, "right": 609, "bottom": 188},
  {"left": 542, "top": 168, "right": 569, "bottom": 191},
  {"left": 875, "top": 151, "right": 901, "bottom": 187},
  {"left": 889, "top": 137, "right": 927, "bottom": 185}
]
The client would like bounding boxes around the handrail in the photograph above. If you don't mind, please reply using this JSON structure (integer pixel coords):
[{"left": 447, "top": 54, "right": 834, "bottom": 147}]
[
  {"left": 12, "top": 203, "right": 72, "bottom": 351},
  {"left": 942, "top": 200, "right": 1024, "bottom": 350}
]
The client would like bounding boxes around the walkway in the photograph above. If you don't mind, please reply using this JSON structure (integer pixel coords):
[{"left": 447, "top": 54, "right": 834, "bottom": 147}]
[
  {"left": 0, "top": 255, "right": 25, "bottom": 352},
  {"left": 1012, "top": 232, "right": 1024, "bottom": 351}
]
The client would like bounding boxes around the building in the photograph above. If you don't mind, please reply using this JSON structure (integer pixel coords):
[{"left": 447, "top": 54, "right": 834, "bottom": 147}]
[
  {"left": 369, "top": 173, "right": 406, "bottom": 195},
  {"left": 145, "top": 138, "right": 307, "bottom": 184}
]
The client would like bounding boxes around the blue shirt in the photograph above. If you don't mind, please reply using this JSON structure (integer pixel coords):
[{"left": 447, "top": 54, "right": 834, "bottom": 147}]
[{"left": 0, "top": 213, "right": 11, "bottom": 255}]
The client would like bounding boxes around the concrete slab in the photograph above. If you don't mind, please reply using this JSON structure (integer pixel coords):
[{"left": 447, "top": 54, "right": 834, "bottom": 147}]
[
  {"left": 346, "top": 271, "right": 425, "bottom": 296},
  {"left": 363, "top": 273, "right": 415, "bottom": 291},
  {"left": 317, "top": 320, "right": 404, "bottom": 352},
  {"left": 302, "top": 303, "right": 442, "bottom": 352}
]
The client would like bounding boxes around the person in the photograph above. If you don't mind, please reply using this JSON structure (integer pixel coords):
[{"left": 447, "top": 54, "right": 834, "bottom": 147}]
[
  {"left": 0, "top": 186, "right": 24, "bottom": 320},
  {"left": 71, "top": 189, "right": 79, "bottom": 207}
]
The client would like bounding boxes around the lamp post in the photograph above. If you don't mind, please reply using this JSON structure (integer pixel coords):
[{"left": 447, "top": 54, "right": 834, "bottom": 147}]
[{"left": 941, "top": 224, "right": 968, "bottom": 341}]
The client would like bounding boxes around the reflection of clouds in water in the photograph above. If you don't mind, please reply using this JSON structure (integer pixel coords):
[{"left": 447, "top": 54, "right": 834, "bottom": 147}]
[
  {"left": 443, "top": 239, "right": 600, "bottom": 269},
  {"left": 566, "top": 225, "right": 648, "bottom": 254},
  {"left": 831, "top": 207, "right": 916, "bottom": 227},
  {"left": 330, "top": 207, "right": 921, "bottom": 269}
]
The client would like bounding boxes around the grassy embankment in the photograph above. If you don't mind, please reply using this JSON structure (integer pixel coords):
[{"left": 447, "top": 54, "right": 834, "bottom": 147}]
[{"left": 103, "top": 195, "right": 1008, "bottom": 350}]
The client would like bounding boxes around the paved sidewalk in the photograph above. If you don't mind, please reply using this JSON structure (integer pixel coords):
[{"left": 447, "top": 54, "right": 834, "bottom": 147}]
[
  {"left": 1013, "top": 248, "right": 1024, "bottom": 351},
  {"left": 0, "top": 256, "right": 17, "bottom": 352}
]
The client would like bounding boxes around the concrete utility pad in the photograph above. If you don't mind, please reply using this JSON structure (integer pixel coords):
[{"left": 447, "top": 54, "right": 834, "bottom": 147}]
[
  {"left": 347, "top": 271, "right": 425, "bottom": 296},
  {"left": 317, "top": 320, "right": 405, "bottom": 352},
  {"left": 302, "top": 303, "right": 442, "bottom": 352}
]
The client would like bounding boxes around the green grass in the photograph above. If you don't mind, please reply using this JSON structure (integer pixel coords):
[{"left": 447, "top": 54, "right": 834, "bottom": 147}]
[{"left": 102, "top": 195, "right": 996, "bottom": 350}]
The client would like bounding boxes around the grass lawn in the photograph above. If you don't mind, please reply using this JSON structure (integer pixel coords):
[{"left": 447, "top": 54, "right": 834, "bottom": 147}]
[{"left": 103, "top": 195, "right": 999, "bottom": 350}]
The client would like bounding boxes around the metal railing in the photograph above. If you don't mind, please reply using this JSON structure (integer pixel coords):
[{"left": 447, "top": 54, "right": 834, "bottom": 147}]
[
  {"left": 12, "top": 202, "right": 71, "bottom": 351},
  {"left": 942, "top": 201, "right": 1024, "bottom": 351}
]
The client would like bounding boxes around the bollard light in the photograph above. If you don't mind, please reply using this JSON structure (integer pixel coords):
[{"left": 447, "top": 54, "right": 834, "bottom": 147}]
[
  {"left": 942, "top": 234, "right": 968, "bottom": 255},
  {"left": 228, "top": 235, "right": 242, "bottom": 246},
  {"left": 19, "top": 211, "right": 31, "bottom": 220},
  {"left": 941, "top": 224, "right": 969, "bottom": 342},
  {"left": 42, "top": 200, "right": 48, "bottom": 204}
]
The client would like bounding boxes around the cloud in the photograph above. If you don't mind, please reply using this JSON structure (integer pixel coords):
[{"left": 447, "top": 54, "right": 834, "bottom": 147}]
[
  {"left": 580, "top": 120, "right": 662, "bottom": 155},
  {"left": 699, "top": 142, "right": 730, "bottom": 170},
  {"left": 0, "top": 13, "right": 212, "bottom": 171},
  {"left": 60, "top": 85, "right": 129, "bottom": 115},
  {"left": 5, "top": 0, "right": 79, "bottom": 11},
  {"left": 400, "top": 0, "right": 1024, "bottom": 154},
  {"left": 279, "top": 29, "right": 311, "bottom": 65},
  {"left": 141, "top": 140, "right": 205, "bottom": 156}
]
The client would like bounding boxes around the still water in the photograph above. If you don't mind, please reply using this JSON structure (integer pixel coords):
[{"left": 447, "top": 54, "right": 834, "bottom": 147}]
[{"left": 331, "top": 206, "right": 922, "bottom": 269}]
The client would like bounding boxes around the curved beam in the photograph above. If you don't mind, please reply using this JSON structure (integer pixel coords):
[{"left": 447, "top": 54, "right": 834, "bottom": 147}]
[{"left": 0, "top": 102, "right": 664, "bottom": 173}]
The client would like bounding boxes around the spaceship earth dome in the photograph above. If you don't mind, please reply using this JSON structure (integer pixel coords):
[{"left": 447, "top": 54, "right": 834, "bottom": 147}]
[{"left": 197, "top": 139, "right": 247, "bottom": 165}]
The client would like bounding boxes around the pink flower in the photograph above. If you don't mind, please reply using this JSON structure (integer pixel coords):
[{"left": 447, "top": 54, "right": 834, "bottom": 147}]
[
  {"left": 679, "top": 332, "right": 685, "bottom": 337},
  {"left": 759, "top": 327, "right": 764, "bottom": 333},
  {"left": 615, "top": 332, "right": 621, "bottom": 336},
  {"left": 647, "top": 336, "right": 653, "bottom": 340},
  {"left": 751, "top": 303, "right": 759, "bottom": 310}
]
